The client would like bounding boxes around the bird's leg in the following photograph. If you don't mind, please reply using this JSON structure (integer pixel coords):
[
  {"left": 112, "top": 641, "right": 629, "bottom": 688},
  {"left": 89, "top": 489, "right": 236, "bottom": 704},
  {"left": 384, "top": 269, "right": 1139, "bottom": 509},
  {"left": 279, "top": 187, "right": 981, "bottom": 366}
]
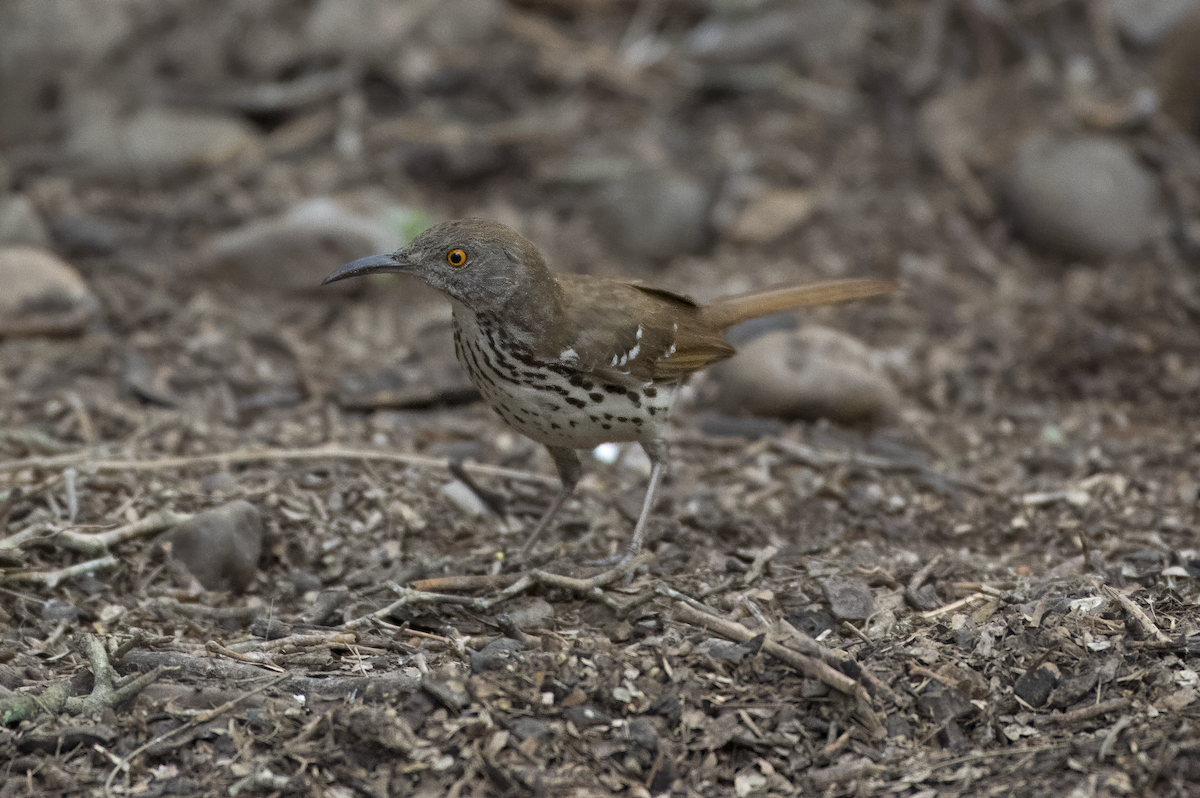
[
  {"left": 519, "top": 445, "right": 582, "bottom": 558},
  {"left": 625, "top": 438, "right": 669, "bottom": 561}
]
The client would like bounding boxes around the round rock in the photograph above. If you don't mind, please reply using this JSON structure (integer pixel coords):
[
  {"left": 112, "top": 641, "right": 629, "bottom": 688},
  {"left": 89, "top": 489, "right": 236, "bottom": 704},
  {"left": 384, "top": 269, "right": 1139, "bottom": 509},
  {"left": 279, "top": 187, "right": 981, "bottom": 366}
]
[
  {"left": 594, "top": 167, "right": 710, "bottom": 262},
  {"left": 1005, "top": 132, "right": 1158, "bottom": 259},
  {"left": 712, "top": 325, "right": 898, "bottom": 424},
  {"left": 156, "top": 500, "right": 264, "bottom": 593},
  {"left": 0, "top": 247, "right": 97, "bottom": 332}
]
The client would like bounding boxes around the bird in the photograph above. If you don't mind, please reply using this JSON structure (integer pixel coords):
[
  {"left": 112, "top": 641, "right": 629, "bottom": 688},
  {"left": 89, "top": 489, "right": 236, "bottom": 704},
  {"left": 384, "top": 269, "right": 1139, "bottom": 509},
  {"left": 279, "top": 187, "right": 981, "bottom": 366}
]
[{"left": 323, "top": 218, "right": 893, "bottom": 560}]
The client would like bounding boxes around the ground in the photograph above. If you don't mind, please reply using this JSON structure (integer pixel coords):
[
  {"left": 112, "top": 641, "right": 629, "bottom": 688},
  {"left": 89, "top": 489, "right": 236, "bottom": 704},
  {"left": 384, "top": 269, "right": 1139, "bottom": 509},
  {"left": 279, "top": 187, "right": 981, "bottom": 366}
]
[{"left": 2, "top": 1, "right": 1200, "bottom": 796}]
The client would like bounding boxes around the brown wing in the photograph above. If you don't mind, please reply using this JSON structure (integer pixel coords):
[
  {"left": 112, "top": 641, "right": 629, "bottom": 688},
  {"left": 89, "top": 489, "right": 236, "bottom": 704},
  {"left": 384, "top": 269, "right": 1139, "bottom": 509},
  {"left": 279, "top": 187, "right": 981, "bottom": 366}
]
[{"left": 540, "top": 275, "right": 734, "bottom": 385}]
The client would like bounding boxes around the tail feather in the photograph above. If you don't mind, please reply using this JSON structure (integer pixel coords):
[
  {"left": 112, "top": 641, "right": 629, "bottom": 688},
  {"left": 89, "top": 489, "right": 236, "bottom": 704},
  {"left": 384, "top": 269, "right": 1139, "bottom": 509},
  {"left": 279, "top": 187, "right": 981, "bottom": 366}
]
[{"left": 701, "top": 278, "right": 894, "bottom": 331}]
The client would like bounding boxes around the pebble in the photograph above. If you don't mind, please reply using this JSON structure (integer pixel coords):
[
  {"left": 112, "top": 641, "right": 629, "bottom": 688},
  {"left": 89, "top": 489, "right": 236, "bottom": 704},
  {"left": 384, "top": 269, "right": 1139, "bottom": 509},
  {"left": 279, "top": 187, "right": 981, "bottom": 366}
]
[
  {"left": 509, "top": 717, "right": 550, "bottom": 742},
  {"left": 0, "top": 195, "right": 50, "bottom": 248},
  {"left": 200, "top": 196, "right": 417, "bottom": 292},
  {"left": 470, "top": 637, "right": 523, "bottom": 673},
  {"left": 156, "top": 500, "right": 264, "bottom": 593},
  {"left": 726, "top": 187, "right": 815, "bottom": 243},
  {"left": 712, "top": 326, "right": 898, "bottom": 424},
  {"left": 0, "top": 247, "right": 97, "bottom": 331},
  {"left": 1005, "top": 132, "right": 1158, "bottom": 259},
  {"left": 688, "top": 0, "right": 874, "bottom": 69},
  {"left": 440, "top": 480, "right": 490, "bottom": 518},
  {"left": 499, "top": 596, "right": 554, "bottom": 630},
  {"left": 822, "top": 576, "right": 874, "bottom": 621},
  {"left": 1012, "top": 661, "right": 1060, "bottom": 708},
  {"left": 1108, "top": 0, "right": 1200, "bottom": 46},
  {"left": 594, "top": 166, "right": 711, "bottom": 262}
]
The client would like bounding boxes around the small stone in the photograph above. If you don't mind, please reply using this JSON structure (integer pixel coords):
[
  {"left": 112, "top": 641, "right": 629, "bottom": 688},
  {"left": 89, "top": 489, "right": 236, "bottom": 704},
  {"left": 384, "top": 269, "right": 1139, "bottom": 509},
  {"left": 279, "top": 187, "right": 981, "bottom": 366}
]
[
  {"left": 688, "top": 0, "right": 874, "bottom": 69},
  {"left": 67, "top": 99, "right": 261, "bottom": 173},
  {"left": 594, "top": 166, "right": 711, "bottom": 262},
  {"left": 1005, "top": 132, "right": 1158, "bottom": 259},
  {"left": 822, "top": 576, "right": 874, "bottom": 621},
  {"left": 1013, "top": 661, "right": 1061, "bottom": 708},
  {"left": 307, "top": 0, "right": 422, "bottom": 61},
  {"left": 501, "top": 596, "right": 554, "bottom": 630},
  {"left": 53, "top": 215, "right": 118, "bottom": 256},
  {"left": 200, "top": 472, "right": 238, "bottom": 494},
  {"left": 711, "top": 325, "right": 898, "bottom": 424},
  {"left": 563, "top": 706, "right": 610, "bottom": 728},
  {"left": 0, "top": 247, "right": 97, "bottom": 333},
  {"left": 697, "top": 637, "right": 747, "bottom": 662},
  {"left": 1108, "top": 0, "right": 1200, "bottom": 46},
  {"left": 470, "top": 637, "right": 523, "bottom": 673},
  {"left": 0, "top": 195, "right": 50, "bottom": 248},
  {"left": 726, "top": 187, "right": 815, "bottom": 243},
  {"left": 41, "top": 599, "right": 79, "bottom": 622},
  {"left": 156, "top": 500, "right": 264, "bottom": 593},
  {"left": 440, "top": 480, "right": 489, "bottom": 518},
  {"left": 509, "top": 717, "right": 550, "bottom": 742}
]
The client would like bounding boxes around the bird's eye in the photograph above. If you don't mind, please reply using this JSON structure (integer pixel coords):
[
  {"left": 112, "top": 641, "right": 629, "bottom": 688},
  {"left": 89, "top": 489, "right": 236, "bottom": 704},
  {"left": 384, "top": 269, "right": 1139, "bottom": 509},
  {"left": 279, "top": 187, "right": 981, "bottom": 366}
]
[{"left": 446, "top": 248, "right": 468, "bottom": 268}]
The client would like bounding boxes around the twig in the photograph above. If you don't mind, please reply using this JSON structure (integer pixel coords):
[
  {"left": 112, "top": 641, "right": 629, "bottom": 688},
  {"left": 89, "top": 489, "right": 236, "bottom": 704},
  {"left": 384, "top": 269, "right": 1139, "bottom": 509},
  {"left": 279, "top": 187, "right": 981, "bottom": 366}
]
[
  {"left": 104, "top": 672, "right": 290, "bottom": 795},
  {"left": 1, "top": 556, "right": 118, "bottom": 588},
  {"left": 54, "top": 509, "right": 193, "bottom": 555},
  {"left": 0, "top": 445, "right": 559, "bottom": 487},
  {"left": 742, "top": 544, "right": 779, "bottom": 586},
  {"left": 1104, "top": 586, "right": 1171, "bottom": 643},
  {"left": 671, "top": 602, "right": 884, "bottom": 736}
]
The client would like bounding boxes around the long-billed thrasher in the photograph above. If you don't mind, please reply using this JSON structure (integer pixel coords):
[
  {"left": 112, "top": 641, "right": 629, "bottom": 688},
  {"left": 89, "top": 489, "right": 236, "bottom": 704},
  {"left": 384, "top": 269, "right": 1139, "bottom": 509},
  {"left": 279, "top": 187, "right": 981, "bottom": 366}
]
[{"left": 323, "top": 218, "right": 893, "bottom": 560}]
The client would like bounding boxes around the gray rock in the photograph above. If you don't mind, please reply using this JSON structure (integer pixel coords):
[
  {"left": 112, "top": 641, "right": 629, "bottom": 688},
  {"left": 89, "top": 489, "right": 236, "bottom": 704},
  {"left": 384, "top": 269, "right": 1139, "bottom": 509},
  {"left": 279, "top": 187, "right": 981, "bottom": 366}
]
[
  {"left": 156, "top": 500, "right": 264, "bottom": 593},
  {"left": 1005, "top": 132, "right": 1159, "bottom": 259},
  {"left": 307, "top": 0, "right": 422, "bottom": 61},
  {"left": 1108, "top": 0, "right": 1200, "bottom": 46},
  {"left": 0, "top": 247, "right": 97, "bottom": 333},
  {"left": 500, "top": 596, "right": 554, "bottom": 630},
  {"left": 822, "top": 576, "right": 873, "bottom": 621},
  {"left": 689, "top": 0, "right": 874, "bottom": 68},
  {"left": 199, "top": 197, "right": 418, "bottom": 292},
  {"left": 0, "top": 195, "right": 50, "bottom": 248},
  {"left": 712, "top": 325, "right": 898, "bottom": 424},
  {"left": 726, "top": 186, "right": 816, "bottom": 243},
  {"left": 67, "top": 96, "right": 261, "bottom": 174},
  {"left": 594, "top": 167, "right": 710, "bottom": 262},
  {"left": 471, "top": 637, "right": 524, "bottom": 673},
  {"left": 509, "top": 717, "right": 550, "bottom": 742}
]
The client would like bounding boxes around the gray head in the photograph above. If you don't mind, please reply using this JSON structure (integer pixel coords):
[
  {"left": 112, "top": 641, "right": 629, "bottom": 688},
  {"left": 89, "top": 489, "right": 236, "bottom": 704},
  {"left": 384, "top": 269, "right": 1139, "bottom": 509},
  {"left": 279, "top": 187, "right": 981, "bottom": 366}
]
[{"left": 322, "top": 218, "right": 557, "bottom": 313}]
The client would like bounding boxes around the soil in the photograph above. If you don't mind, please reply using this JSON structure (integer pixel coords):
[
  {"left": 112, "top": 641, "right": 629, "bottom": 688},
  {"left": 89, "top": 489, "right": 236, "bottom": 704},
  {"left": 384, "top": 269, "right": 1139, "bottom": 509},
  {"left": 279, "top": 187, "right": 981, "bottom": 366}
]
[{"left": 2, "top": 1, "right": 1200, "bottom": 796}]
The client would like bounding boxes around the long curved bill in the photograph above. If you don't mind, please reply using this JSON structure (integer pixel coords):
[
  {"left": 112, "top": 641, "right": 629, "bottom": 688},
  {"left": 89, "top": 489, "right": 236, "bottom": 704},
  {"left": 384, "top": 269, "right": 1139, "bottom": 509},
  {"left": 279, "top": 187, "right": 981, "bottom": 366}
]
[{"left": 322, "top": 253, "right": 406, "bottom": 285}]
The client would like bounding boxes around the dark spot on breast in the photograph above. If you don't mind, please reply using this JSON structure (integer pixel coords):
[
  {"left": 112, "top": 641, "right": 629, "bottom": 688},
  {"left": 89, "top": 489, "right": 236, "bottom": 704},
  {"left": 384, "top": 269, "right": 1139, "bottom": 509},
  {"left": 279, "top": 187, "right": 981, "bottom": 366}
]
[
  {"left": 603, "top": 413, "right": 613, "bottom": 420},
  {"left": 602, "top": 423, "right": 611, "bottom": 430},
  {"left": 617, "top": 416, "right": 628, "bottom": 422},
  {"left": 632, "top": 418, "right": 644, "bottom": 425},
  {"left": 589, "top": 415, "right": 599, "bottom": 422},
  {"left": 603, "top": 384, "right": 625, "bottom": 394},
  {"left": 644, "top": 387, "right": 657, "bottom": 398},
  {"left": 565, "top": 397, "right": 586, "bottom": 408},
  {"left": 569, "top": 420, "right": 577, "bottom": 427},
  {"left": 589, "top": 392, "right": 604, "bottom": 402},
  {"left": 648, "top": 407, "right": 657, "bottom": 415},
  {"left": 551, "top": 423, "right": 561, "bottom": 429}
]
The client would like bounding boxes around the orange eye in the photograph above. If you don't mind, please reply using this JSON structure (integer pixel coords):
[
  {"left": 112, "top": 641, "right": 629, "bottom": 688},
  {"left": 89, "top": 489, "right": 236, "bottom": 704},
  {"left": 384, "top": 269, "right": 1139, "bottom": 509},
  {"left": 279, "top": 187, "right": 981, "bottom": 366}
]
[{"left": 446, "top": 248, "right": 468, "bottom": 267}]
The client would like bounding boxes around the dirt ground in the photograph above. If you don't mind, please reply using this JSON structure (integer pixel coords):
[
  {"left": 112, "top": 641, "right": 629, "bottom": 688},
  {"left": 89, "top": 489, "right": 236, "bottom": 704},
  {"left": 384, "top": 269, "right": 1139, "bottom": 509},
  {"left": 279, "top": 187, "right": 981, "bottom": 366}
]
[{"left": 2, "top": 1, "right": 1200, "bottom": 796}]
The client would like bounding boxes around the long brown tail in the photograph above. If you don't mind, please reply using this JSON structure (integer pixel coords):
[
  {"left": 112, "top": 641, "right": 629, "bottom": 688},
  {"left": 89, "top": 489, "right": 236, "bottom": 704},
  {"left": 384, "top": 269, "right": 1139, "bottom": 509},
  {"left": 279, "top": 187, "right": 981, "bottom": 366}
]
[{"left": 700, "top": 278, "right": 894, "bottom": 331}]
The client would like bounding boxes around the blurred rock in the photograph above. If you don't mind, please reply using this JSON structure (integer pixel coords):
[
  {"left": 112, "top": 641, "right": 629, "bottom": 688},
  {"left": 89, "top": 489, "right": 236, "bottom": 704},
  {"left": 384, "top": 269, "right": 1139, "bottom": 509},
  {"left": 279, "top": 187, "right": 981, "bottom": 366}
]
[
  {"left": 0, "top": 0, "right": 135, "bottom": 143},
  {"left": 822, "top": 576, "right": 874, "bottom": 621},
  {"left": 594, "top": 167, "right": 711, "bottom": 262},
  {"left": 307, "top": 0, "right": 421, "bottom": 61},
  {"left": 67, "top": 98, "right": 261, "bottom": 174},
  {"left": 156, "top": 500, "right": 264, "bottom": 593},
  {"left": 199, "top": 196, "right": 416, "bottom": 292},
  {"left": 1155, "top": 8, "right": 1200, "bottom": 139},
  {"left": 1005, "top": 132, "right": 1158, "bottom": 259},
  {"left": 0, "top": 247, "right": 97, "bottom": 334},
  {"left": 712, "top": 326, "right": 898, "bottom": 424},
  {"left": 440, "top": 480, "right": 489, "bottom": 517},
  {"left": 0, "top": 195, "right": 50, "bottom": 248},
  {"left": 726, "top": 187, "right": 815, "bottom": 243},
  {"left": 1108, "top": 0, "right": 1200, "bottom": 46},
  {"left": 471, "top": 637, "right": 523, "bottom": 673},
  {"left": 53, "top": 215, "right": 118, "bottom": 256},
  {"left": 499, "top": 596, "right": 554, "bottom": 630},
  {"left": 688, "top": 0, "right": 874, "bottom": 69}
]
